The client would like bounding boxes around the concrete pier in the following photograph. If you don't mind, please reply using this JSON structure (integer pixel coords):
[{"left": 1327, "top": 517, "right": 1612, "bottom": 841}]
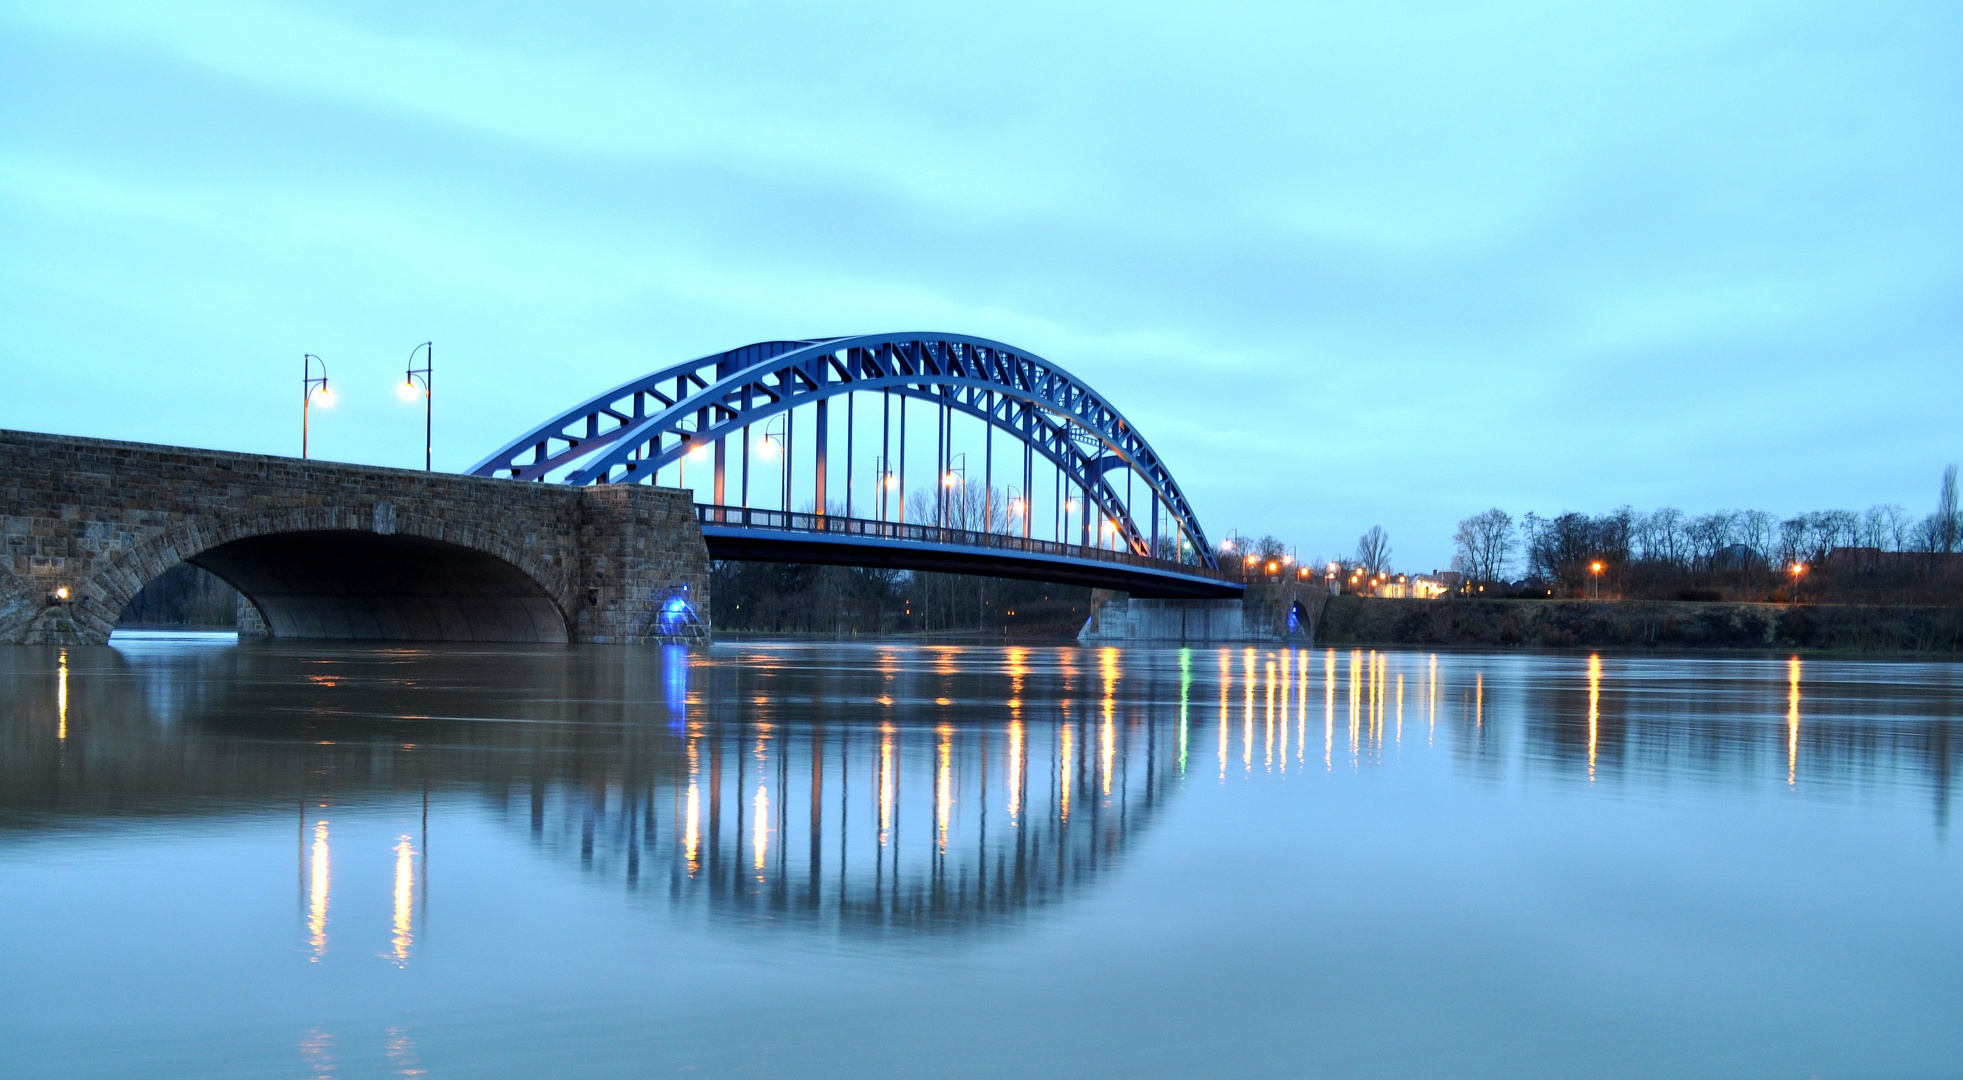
[{"left": 1078, "top": 582, "right": 1327, "bottom": 645}]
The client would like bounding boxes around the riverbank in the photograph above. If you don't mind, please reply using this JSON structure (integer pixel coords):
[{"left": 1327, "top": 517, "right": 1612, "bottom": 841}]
[{"left": 1316, "top": 595, "right": 1963, "bottom": 654}]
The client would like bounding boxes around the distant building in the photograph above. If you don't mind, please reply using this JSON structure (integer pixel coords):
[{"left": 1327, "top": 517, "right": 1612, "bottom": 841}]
[
  {"left": 1371, "top": 573, "right": 1451, "bottom": 599},
  {"left": 1714, "top": 544, "right": 1761, "bottom": 570}
]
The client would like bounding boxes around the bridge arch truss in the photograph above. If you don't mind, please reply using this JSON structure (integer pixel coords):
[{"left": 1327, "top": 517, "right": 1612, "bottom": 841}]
[{"left": 471, "top": 333, "right": 1221, "bottom": 572}]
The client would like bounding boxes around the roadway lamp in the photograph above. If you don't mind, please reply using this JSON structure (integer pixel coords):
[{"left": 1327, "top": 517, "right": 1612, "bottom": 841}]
[
  {"left": 403, "top": 342, "right": 432, "bottom": 471},
  {"left": 302, "top": 353, "right": 331, "bottom": 459}
]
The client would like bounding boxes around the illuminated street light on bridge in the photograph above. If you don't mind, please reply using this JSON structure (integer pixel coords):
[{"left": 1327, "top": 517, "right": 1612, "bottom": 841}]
[
  {"left": 302, "top": 353, "right": 331, "bottom": 459},
  {"left": 402, "top": 342, "right": 433, "bottom": 471}
]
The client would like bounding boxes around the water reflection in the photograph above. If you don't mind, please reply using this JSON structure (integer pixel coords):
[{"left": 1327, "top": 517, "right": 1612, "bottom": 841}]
[
  {"left": 308, "top": 819, "right": 330, "bottom": 959},
  {"left": 389, "top": 834, "right": 416, "bottom": 965},
  {"left": 1, "top": 639, "right": 1959, "bottom": 947}
]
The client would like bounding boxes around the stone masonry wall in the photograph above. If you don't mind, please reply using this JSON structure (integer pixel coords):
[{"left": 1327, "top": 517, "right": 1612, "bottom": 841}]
[{"left": 0, "top": 428, "right": 710, "bottom": 645}]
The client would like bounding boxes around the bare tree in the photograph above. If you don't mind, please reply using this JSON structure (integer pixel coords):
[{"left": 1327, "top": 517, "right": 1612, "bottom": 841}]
[
  {"left": 1452, "top": 509, "right": 1515, "bottom": 584},
  {"left": 1880, "top": 504, "right": 1914, "bottom": 551},
  {"left": 1637, "top": 507, "right": 1686, "bottom": 566},
  {"left": 1736, "top": 509, "right": 1776, "bottom": 563},
  {"left": 1939, "top": 465, "right": 1960, "bottom": 553},
  {"left": 1355, "top": 526, "right": 1392, "bottom": 576},
  {"left": 1685, "top": 512, "right": 1735, "bottom": 571},
  {"left": 1778, "top": 516, "right": 1808, "bottom": 568}
]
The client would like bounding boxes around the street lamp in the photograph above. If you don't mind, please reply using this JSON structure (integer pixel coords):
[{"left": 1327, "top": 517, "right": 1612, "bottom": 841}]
[
  {"left": 302, "top": 353, "right": 332, "bottom": 459},
  {"left": 1789, "top": 562, "right": 1806, "bottom": 603},
  {"left": 757, "top": 414, "right": 788, "bottom": 512},
  {"left": 872, "top": 454, "right": 898, "bottom": 523},
  {"left": 1589, "top": 560, "right": 1604, "bottom": 599},
  {"left": 400, "top": 342, "right": 432, "bottom": 471},
  {"left": 679, "top": 432, "right": 710, "bottom": 491},
  {"left": 940, "top": 452, "right": 966, "bottom": 529}
]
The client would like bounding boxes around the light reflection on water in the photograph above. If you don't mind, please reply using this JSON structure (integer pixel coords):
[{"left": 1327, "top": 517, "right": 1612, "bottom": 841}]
[{"left": 1, "top": 635, "right": 1960, "bottom": 1078}]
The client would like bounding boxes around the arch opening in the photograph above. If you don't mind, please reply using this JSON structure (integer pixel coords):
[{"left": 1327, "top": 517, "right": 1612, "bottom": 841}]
[
  {"left": 184, "top": 531, "right": 570, "bottom": 643},
  {"left": 115, "top": 563, "right": 240, "bottom": 630}
]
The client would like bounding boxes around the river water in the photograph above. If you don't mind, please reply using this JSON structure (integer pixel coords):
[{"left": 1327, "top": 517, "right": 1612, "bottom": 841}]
[{"left": 1, "top": 636, "right": 1958, "bottom": 1079}]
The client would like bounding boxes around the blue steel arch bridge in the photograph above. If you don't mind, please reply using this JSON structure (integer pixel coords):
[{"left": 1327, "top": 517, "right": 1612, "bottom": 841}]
[{"left": 471, "top": 333, "right": 1240, "bottom": 600}]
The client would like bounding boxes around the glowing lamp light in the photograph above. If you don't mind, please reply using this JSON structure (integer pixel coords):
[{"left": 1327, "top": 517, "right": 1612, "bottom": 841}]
[
  {"left": 1267, "top": 561, "right": 1278, "bottom": 573},
  {"left": 1220, "top": 539, "right": 1235, "bottom": 551},
  {"left": 884, "top": 475, "right": 898, "bottom": 489},
  {"left": 53, "top": 586, "right": 70, "bottom": 601},
  {"left": 943, "top": 472, "right": 959, "bottom": 487},
  {"left": 1590, "top": 561, "right": 1604, "bottom": 574},
  {"left": 1244, "top": 554, "right": 1258, "bottom": 566},
  {"left": 311, "top": 386, "right": 334, "bottom": 407},
  {"left": 755, "top": 439, "right": 778, "bottom": 459},
  {"left": 397, "top": 381, "right": 420, "bottom": 402}
]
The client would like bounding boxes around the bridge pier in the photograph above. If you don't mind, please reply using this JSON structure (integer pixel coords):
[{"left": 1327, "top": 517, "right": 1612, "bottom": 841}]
[
  {"left": 1, "top": 430, "right": 711, "bottom": 646},
  {"left": 1078, "top": 582, "right": 1327, "bottom": 646}
]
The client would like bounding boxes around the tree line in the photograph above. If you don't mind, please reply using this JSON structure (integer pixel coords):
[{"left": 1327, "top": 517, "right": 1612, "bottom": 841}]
[{"left": 1450, "top": 466, "right": 1963, "bottom": 603}]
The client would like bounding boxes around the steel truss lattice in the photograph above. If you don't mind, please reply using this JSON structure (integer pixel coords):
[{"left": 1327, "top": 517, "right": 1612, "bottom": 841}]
[{"left": 470, "top": 333, "right": 1218, "bottom": 569}]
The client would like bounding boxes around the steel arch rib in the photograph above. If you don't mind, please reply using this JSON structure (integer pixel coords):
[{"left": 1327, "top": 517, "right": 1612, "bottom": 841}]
[{"left": 471, "top": 333, "right": 1217, "bottom": 569}]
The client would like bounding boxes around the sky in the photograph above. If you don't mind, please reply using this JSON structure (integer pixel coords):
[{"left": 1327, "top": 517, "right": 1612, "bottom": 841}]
[{"left": 2, "top": 0, "right": 1958, "bottom": 569}]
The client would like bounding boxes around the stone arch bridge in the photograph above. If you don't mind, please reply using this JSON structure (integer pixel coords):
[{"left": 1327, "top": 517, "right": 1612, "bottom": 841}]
[{"left": 0, "top": 430, "right": 709, "bottom": 645}]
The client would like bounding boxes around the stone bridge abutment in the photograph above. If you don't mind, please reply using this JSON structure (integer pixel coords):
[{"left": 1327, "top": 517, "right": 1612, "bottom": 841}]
[{"left": 1, "top": 430, "right": 710, "bottom": 645}]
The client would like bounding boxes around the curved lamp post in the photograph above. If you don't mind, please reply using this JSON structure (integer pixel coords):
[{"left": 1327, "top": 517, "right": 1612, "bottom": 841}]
[
  {"left": 399, "top": 342, "right": 433, "bottom": 470},
  {"left": 756, "top": 415, "right": 788, "bottom": 512},
  {"left": 302, "top": 353, "right": 332, "bottom": 459}
]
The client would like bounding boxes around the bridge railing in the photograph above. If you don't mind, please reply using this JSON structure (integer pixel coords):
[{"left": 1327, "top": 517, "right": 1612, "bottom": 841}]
[{"left": 694, "top": 504, "right": 1232, "bottom": 583}]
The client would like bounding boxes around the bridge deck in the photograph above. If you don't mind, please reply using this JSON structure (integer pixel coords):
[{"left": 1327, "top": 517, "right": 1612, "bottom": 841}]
[{"left": 695, "top": 505, "right": 1243, "bottom": 600}]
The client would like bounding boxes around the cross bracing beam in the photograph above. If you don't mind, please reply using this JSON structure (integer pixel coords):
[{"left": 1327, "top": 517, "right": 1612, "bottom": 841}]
[{"left": 470, "top": 333, "right": 1218, "bottom": 570}]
